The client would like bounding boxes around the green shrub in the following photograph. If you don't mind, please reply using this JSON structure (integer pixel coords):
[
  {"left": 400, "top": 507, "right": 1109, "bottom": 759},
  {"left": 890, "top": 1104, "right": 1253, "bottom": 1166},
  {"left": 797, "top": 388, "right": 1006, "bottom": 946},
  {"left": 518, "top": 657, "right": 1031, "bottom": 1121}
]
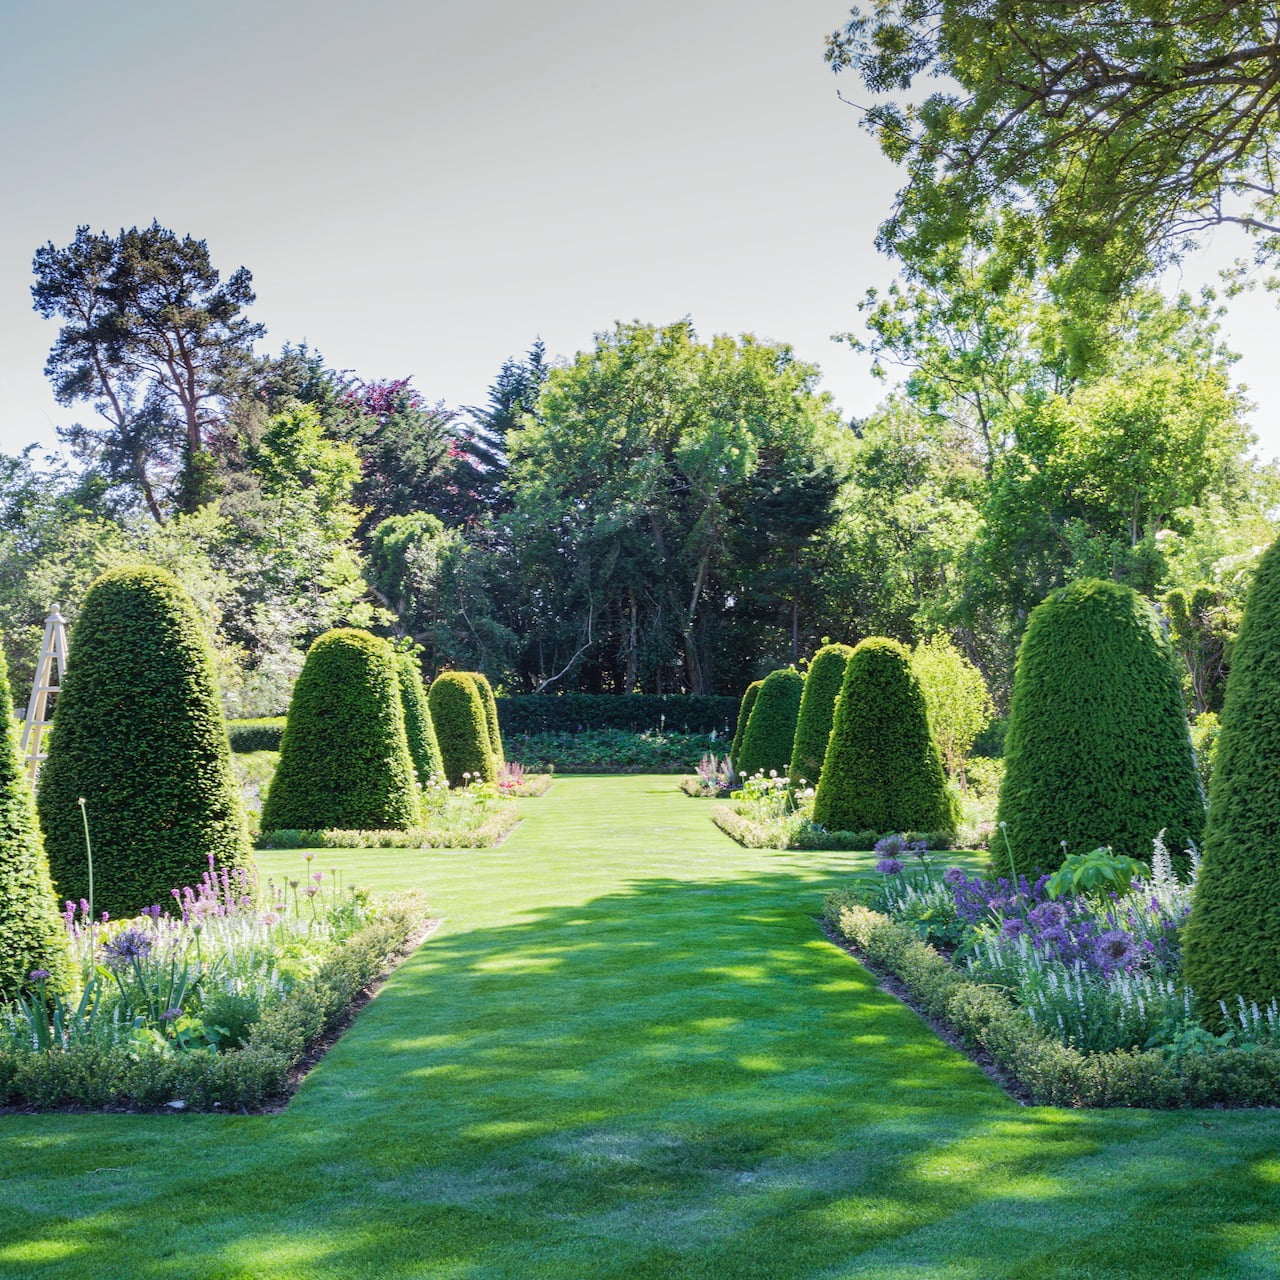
[
  {"left": 261, "top": 629, "right": 420, "bottom": 832},
  {"left": 1183, "top": 537, "right": 1280, "bottom": 1024},
  {"left": 227, "top": 717, "right": 286, "bottom": 752},
  {"left": 470, "top": 671, "right": 504, "bottom": 767},
  {"left": 812, "top": 637, "right": 955, "bottom": 839},
  {"left": 504, "top": 728, "right": 717, "bottom": 773},
  {"left": 428, "top": 672, "right": 496, "bottom": 785},
  {"left": 396, "top": 653, "right": 445, "bottom": 786},
  {"left": 992, "top": 579, "right": 1204, "bottom": 880},
  {"left": 736, "top": 669, "right": 804, "bottom": 779},
  {"left": 789, "top": 643, "right": 853, "bottom": 787},
  {"left": 496, "top": 694, "right": 737, "bottom": 735},
  {"left": 729, "top": 681, "right": 763, "bottom": 772},
  {"left": 39, "top": 566, "right": 250, "bottom": 920},
  {"left": 0, "top": 649, "right": 70, "bottom": 998}
]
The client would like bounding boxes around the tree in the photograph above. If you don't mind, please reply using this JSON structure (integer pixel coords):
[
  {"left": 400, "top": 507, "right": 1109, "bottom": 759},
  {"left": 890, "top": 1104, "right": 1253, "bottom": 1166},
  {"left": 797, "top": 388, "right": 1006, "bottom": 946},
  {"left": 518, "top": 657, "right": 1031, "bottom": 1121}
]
[
  {"left": 827, "top": 3, "right": 1280, "bottom": 297},
  {"left": 789, "top": 642, "right": 854, "bottom": 788},
  {"left": 38, "top": 566, "right": 251, "bottom": 918},
  {"left": 736, "top": 668, "right": 804, "bottom": 779},
  {"left": 32, "top": 222, "right": 264, "bottom": 518},
  {"left": 910, "top": 635, "right": 993, "bottom": 786}
]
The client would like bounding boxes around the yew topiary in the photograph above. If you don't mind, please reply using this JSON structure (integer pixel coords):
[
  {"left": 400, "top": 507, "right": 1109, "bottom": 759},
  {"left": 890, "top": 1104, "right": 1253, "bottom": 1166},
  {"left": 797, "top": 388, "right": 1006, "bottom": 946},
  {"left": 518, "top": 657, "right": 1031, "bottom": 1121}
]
[
  {"left": 736, "top": 668, "right": 804, "bottom": 780},
  {"left": 992, "top": 579, "right": 1204, "bottom": 881},
  {"left": 1183, "top": 538, "right": 1280, "bottom": 1024},
  {"left": 261, "top": 629, "right": 419, "bottom": 832},
  {"left": 0, "top": 649, "right": 70, "bottom": 998},
  {"left": 396, "top": 653, "right": 445, "bottom": 787},
  {"left": 470, "top": 671, "right": 504, "bottom": 768},
  {"left": 789, "top": 643, "right": 854, "bottom": 788},
  {"left": 428, "top": 672, "right": 496, "bottom": 786},
  {"left": 730, "top": 680, "right": 763, "bottom": 772},
  {"left": 812, "top": 637, "right": 955, "bottom": 838},
  {"left": 39, "top": 566, "right": 250, "bottom": 919}
]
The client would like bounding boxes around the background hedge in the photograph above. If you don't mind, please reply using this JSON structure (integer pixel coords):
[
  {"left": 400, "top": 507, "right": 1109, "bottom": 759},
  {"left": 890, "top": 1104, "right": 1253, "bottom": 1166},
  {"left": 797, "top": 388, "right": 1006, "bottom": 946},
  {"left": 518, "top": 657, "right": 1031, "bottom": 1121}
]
[
  {"left": 496, "top": 693, "right": 738, "bottom": 736},
  {"left": 261, "top": 629, "right": 419, "bottom": 831},
  {"left": 428, "top": 672, "right": 496, "bottom": 785},
  {"left": 729, "top": 682, "right": 763, "bottom": 771},
  {"left": 396, "top": 653, "right": 445, "bottom": 787},
  {"left": 736, "top": 668, "right": 804, "bottom": 779},
  {"left": 789, "top": 643, "right": 854, "bottom": 787},
  {"left": 992, "top": 579, "right": 1204, "bottom": 881},
  {"left": 470, "top": 672, "right": 505, "bottom": 767},
  {"left": 227, "top": 717, "right": 286, "bottom": 753},
  {"left": 812, "top": 637, "right": 955, "bottom": 838},
  {"left": 39, "top": 566, "right": 251, "bottom": 919},
  {"left": 1183, "top": 537, "right": 1280, "bottom": 1024}
]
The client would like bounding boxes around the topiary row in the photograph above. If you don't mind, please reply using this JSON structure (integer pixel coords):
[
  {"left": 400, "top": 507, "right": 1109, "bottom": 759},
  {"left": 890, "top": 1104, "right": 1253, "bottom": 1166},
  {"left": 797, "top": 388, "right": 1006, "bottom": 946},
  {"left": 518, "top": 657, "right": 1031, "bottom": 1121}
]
[
  {"left": 736, "top": 668, "right": 803, "bottom": 779},
  {"left": 729, "top": 680, "right": 763, "bottom": 772}
]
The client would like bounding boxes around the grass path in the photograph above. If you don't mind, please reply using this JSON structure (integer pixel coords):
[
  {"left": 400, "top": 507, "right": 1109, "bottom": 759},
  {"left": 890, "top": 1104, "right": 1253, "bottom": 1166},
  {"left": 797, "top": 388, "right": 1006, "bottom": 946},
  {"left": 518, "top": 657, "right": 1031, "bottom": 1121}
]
[{"left": 3, "top": 775, "right": 1280, "bottom": 1278}]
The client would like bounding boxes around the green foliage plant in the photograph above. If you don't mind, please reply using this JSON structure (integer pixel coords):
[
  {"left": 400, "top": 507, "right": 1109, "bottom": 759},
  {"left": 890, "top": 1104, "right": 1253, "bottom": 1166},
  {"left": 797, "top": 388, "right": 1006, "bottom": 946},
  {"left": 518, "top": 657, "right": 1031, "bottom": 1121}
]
[
  {"left": 261, "top": 629, "right": 419, "bottom": 832},
  {"left": 729, "top": 681, "right": 763, "bottom": 771},
  {"left": 0, "top": 649, "right": 70, "bottom": 998},
  {"left": 395, "top": 653, "right": 445, "bottom": 787},
  {"left": 813, "top": 637, "right": 956, "bottom": 839},
  {"left": 428, "top": 672, "right": 496, "bottom": 786},
  {"left": 992, "top": 579, "right": 1204, "bottom": 880},
  {"left": 1184, "top": 537, "right": 1280, "bottom": 1024},
  {"left": 910, "top": 635, "right": 993, "bottom": 786},
  {"left": 38, "top": 565, "right": 251, "bottom": 919},
  {"left": 789, "top": 643, "right": 854, "bottom": 787},
  {"left": 736, "top": 668, "right": 804, "bottom": 781},
  {"left": 1044, "top": 848, "right": 1149, "bottom": 901},
  {"left": 469, "top": 671, "right": 504, "bottom": 767}
]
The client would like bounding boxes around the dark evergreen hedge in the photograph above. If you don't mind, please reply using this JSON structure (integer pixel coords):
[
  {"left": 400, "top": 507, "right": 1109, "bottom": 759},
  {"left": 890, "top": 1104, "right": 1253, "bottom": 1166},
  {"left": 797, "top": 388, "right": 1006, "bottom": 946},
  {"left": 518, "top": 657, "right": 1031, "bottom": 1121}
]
[
  {"left": 0, "top": 649, "right": 70, "bottom": 998},
  {"left": 789, "top": 643, "right": 854, "bottom": 787},
  {"left": 1183, "top": 538, "right": 1280, "bottom": 1025},
  {"left": 736, "top": 669, "right": 804, "bottom": 779},
  {"left": 227, "top": 717, "right": 286, "bottom": 753},
  {"left": 396, "top": 654, "right": 445, "bottom": 787},
  {"left": 470, "top": 672, "right": 504, "bottom": 767},
  {"left": 261, "top": 629, "right": 419, "bottom": 831},
  {"left": 496, "top": 694, "right": 738, "bottom": 735},
  {"left": 812, "top": 638, "right": 955, "bottom": 838},
  {"left": 428, "top": 672, "right": 496, "bottom": 786},
  {"left": 39, "top": 566, "right": 251, "bottom": 919},
  {"left": 992, "top": 579, "right": 1204, "bottom": 881},
  {"left": 730, "top": 682, "right": 763, "bottom": 772}
]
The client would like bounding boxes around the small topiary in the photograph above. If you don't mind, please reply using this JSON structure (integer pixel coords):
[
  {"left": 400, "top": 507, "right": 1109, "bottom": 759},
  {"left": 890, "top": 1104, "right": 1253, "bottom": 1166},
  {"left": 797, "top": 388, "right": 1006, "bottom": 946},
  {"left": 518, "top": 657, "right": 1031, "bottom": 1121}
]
[
  {"left": 812, "top": 637, "right": 956, "bottom": 838},
  {"left": 992, "top": 579, "right": 1204, "bottom": 881},
  {"left": 730, "top": 680, "right": 763, "bottom": 772},
  {"left": 261, "top": 629, "right": 420, "bottom": 832},
  {"left": 736, "top": 668, "right": 804, "bottom": 779},
  {"left": 789, "top": 643, "right": 854, "bottom": 787},
  {"left": 1183, "top": 537, "right": 1280, "bottom": 1024},
  {"left": 396, "top": 653, "right": 445, "bottom": 787},
  {"left": 0, "top": 648, "right": 71, "bottom": 998},
  {"left": 469, "top": 671, "right": 504, "bottom": 768},
  {"left": 428, "top": 672, "right": 496, "bottom": 786},
  {"left": 39, "top": 565, "right": 251, "bottom": 919}
]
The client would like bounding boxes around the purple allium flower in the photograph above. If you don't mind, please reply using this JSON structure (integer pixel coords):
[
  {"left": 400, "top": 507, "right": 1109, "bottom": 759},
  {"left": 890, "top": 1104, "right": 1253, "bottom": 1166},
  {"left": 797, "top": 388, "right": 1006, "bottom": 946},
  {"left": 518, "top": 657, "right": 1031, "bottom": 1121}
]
[
  {"left": 102, "top": 929, "right": 153, "bottom": 968},
  {"left": 875, "top": 857, "right": 905, "bottom": 875},
  {"left": 943, "top": 867, "right": 966, "bottom": 887},
  {"left": 874, "top": 834, "right": 908, "bottom": 858},
  {"left": 1028, "top": 902, "right": 1068, "bottom": 930},
  {"left": 28, "top": 969, "right": 51, "bottom": 982},
  {"left": 1094, "top": 930, "right": 1137, "bottom": 970},
  {"left": 160, "top": 1007, "right": 183, "bottom": 1022},
  {"left": 1001, "top": 919, "right": 1026, "bottom": 940}
]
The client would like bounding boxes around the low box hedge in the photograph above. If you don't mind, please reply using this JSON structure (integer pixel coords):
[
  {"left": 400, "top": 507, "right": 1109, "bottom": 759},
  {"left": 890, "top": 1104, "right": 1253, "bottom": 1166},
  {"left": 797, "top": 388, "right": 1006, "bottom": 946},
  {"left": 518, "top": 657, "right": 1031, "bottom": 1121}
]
[
  {"left": 227, "top": 717, "right": 287, "bottom": 753},
  {"left": 496, "top": 694, "right": 738, "bottom": 736}
]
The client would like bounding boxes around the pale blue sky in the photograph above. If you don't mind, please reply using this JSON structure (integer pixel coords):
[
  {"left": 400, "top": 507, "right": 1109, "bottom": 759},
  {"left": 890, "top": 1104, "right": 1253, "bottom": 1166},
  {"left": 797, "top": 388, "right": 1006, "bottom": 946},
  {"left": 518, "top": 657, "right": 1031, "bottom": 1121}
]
[{"left": 1, "top": 0, "right": 1275, "bottom": 460}]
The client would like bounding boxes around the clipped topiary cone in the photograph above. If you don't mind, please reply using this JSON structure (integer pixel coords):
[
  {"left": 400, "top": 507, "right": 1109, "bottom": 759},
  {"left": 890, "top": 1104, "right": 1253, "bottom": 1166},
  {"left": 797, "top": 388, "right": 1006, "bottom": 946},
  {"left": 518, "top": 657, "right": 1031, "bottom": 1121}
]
[
  {"left": 262, "top": 628, "right": 420, "bottom": 832},
  {"left": 730, "top": 680, "right": 763, "bottom": 773},
  {"left": 469, "top": 671, "right": 504, "bottom": 768},
  {"left": 428, "top": 672, "right": 497, "bottom": 786},
  {"left": 789, "top": 642, "right": 854, "bottom": 788},
  {"left": 736, "top": 668, "right": 804, "bottom": 780},
  {"left": 396, "top": 652, "right": 446, "bottom": 787}
]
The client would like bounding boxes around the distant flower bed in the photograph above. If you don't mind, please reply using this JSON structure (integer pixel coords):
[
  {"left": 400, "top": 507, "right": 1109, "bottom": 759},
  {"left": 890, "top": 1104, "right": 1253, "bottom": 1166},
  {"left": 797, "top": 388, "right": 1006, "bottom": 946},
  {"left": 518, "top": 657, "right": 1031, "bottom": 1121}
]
[
  {"left": 505, "top": 728, "right": 722, "bottom": 773},
  {"left": 0, "top": 859, "right": 429, "bottom": 1111}
]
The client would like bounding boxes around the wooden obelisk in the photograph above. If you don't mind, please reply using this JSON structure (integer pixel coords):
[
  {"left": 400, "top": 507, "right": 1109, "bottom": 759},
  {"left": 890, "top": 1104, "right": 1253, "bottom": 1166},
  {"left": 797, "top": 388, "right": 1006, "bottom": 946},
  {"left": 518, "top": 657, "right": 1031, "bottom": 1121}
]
[{"left": 20, "top": 604, "right": 68, "bottom": 784}]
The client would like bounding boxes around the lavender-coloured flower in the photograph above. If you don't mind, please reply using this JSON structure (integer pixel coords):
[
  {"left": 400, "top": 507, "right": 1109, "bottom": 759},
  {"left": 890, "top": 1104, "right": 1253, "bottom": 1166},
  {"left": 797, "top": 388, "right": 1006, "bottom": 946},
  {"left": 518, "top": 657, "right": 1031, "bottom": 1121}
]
[
  {"left": 875, "top": 857, "right": 905, "bottom": 875},
  {"left": 102, "top": 928, "right": 153, "bottom": 968},
  {"left": 874, "top": 834, "right": 908, "bottom": 858},
  {"left": 1028, "top": 902, "right": 1068, "bottom": 931},
  {"left": 28, "top": 968, "right": 51, "bottom": 982},
  {"left": 1093, "top": 930, "right": 1138, "bottom": 971},
  {"left": 160, "top": 1007, "right": 183, "bottom": 1022},
  {"left": 942, "top": 867, "right": 967, "bottom": 888},
  {"left": 1001, "top": 919, "right": 1026, "bottom": 940}
]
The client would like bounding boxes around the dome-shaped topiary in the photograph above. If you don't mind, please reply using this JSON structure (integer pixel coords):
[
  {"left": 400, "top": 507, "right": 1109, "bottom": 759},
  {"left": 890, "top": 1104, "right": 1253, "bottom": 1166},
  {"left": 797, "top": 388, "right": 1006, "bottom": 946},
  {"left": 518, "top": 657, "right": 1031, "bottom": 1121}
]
[
  {"left": 789, "top": 643, "right": 854, "bottom": 788},
  {"left": 730, "top": 680, "right": 763, "bottom": 772},
  {"left": 0, "top": 648, "right": 70, "bottom": 998},
  {"left": 736, "top": 668, "right": 804, "bottom": 779},
  {"left": 39, "top": 565, "right": 250, "bottom": 919},
  {"left": 813, "top": 637, "right": 955, "bottom": 838},
  {"left": 396, "top": 652, "right": 445, "bottom": 788},
  {"left": 469, "top": 671, "right": 504, "bottom": 768},
  {"left": 1183, "top": 537, "right": 1280, "bottom": 1024},
  {"left": 992, "top": 578, "right": 1204, "bottom": 881},
  {"left": 428, "top": 672, "right": 496, "bottom": 786},
  {"left": 261, "top": 629, "right": 420, "bottom": 832}
]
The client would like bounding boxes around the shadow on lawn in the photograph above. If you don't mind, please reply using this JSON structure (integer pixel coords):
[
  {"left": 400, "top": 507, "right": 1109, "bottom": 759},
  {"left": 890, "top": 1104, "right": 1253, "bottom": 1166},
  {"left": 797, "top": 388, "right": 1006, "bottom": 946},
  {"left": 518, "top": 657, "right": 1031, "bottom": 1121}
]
[{"left": 5, "top": 865, "right": 1280, "bottom": 1278}]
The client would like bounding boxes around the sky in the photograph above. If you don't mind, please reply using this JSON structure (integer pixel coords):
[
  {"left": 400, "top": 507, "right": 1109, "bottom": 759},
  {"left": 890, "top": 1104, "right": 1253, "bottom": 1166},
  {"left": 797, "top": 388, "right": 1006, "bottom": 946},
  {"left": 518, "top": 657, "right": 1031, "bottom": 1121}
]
[{"left": 1, "top": 0, "right": 1276, "bottom": 462}]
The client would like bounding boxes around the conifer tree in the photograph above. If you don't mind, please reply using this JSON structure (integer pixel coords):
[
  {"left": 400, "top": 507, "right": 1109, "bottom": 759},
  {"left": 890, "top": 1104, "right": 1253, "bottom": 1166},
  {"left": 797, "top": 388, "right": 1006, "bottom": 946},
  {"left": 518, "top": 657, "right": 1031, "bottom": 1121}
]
[
  {"left": 396, "top": 652, "right": 445, "bottom": 788},
  {"left": 470, "top": 672, "right": 504, "bottom": 767},
  {"left": 736, "top": 668, "right": 804, "bottom": 779},
  {"left": 428, "top": 672, "right": 497, "bottom": 786},
  {"left": 789, "top": 642, "right": 854, "bottom": 787},
  {"left": 730, "top": 680, "right": 763, "bottom": 772}
]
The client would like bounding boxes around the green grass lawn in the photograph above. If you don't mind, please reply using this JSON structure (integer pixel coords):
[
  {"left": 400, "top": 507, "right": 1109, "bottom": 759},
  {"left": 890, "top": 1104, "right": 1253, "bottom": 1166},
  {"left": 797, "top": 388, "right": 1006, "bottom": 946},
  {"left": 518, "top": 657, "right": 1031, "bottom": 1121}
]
[{"left": 3, "top": 775, "right": 1280, "bottom": 1278}]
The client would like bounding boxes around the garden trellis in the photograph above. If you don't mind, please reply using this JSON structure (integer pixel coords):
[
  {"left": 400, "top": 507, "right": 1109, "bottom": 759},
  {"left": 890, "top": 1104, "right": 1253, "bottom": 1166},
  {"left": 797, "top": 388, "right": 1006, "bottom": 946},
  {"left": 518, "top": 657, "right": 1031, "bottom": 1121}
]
[{"left": 19, "top": 603, "right": 68, "bottom": 783}]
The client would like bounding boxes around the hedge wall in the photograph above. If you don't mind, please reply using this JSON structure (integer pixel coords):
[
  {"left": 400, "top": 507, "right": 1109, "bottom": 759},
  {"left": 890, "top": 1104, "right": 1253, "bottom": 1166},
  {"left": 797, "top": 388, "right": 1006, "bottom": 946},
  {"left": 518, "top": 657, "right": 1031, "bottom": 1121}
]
[
  {"left": 496, "top": 694, "right": 738, "bottom": 736},
  {"left": 227, "top": 717, "right": 286, "bottom": 753}
]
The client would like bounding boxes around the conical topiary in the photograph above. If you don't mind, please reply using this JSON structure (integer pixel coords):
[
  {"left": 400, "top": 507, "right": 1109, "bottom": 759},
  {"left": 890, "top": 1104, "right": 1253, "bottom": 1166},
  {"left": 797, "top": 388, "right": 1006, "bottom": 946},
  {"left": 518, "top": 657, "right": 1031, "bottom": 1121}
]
[
  {"left": 730, "top": 680, "right": 763, "bottom": 772},
  {"left": 261, "top": 629, "right": 420, "bottom": 832},
  {"left": 470, "top": 671, "right": 504, "bottom": 768},
  {"left": 0, "top": 648, "right": 70, "bottom": 998},
  {"left": 396, "top": 652, "right": 445, "bottom": 788},
  {"left": 992, "top": 579, "right": 1204, "bottom": 881},
  {"left": 789, "top": 642, "right": 854, "bottom": 788},
  {"left": 1183, "top": 537, "right": 1280, "bottom": 1024},
  {"left": 428, "top": 672, "right": 497, "bottom": 786},
  {"left": 812, "top": 637, "right": 955, "bottom": 838},
  {"left": 39, "top": 566, "right": 250, "bottom": 919},
  {"left": 736, "top": 668, "right": 804, "bottom": 780}
]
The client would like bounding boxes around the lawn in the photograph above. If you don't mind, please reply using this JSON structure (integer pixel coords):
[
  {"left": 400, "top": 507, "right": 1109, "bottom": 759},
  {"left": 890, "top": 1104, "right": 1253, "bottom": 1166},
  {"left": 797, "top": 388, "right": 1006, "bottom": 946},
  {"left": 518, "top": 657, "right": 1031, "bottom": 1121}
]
[{"left": 2, "top": 775, "right": 1279, "bottom": 1278}]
